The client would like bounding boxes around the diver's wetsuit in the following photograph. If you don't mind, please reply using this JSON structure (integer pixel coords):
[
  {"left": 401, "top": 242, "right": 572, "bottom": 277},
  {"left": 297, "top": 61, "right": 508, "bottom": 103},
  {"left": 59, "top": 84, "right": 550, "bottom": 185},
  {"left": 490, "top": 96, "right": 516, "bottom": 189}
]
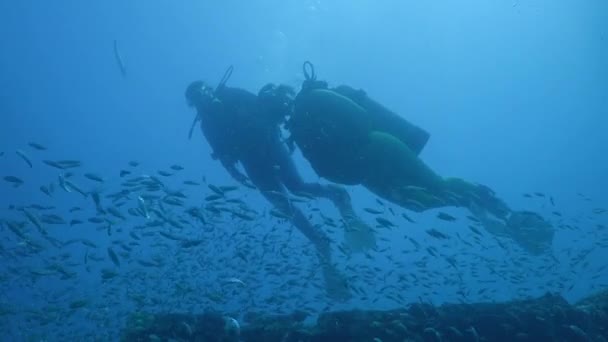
[
  {"left": 196, "top": 86, "right": 351, "bottom": 263},
  {"left": 288, "top": 68, "right": 554, "bottom": 255}
]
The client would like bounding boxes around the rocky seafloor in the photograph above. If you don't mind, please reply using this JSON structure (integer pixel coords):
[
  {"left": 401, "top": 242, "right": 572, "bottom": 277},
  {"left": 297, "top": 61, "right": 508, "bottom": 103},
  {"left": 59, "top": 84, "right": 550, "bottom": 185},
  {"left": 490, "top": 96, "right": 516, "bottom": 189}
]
[{"left": 121, "top": 289, "right": 608, "bottom": 342}]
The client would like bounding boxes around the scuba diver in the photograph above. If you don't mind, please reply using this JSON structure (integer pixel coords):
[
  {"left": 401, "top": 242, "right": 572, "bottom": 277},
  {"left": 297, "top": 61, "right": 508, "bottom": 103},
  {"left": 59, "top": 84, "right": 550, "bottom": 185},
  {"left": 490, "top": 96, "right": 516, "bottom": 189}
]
[
  {"left": 184, "top": 67, "right": 372, "bottom": 300},
  {"left": 269, "top": 61, "right": 553, "bottom": 255}
]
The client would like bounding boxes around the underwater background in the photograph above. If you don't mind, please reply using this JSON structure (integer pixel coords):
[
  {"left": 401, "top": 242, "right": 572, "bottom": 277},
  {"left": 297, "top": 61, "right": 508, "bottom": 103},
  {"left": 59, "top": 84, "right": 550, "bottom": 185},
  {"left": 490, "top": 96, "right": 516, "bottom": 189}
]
[{"left": 1, "top": 1, "right": 607, "bottom": 341}]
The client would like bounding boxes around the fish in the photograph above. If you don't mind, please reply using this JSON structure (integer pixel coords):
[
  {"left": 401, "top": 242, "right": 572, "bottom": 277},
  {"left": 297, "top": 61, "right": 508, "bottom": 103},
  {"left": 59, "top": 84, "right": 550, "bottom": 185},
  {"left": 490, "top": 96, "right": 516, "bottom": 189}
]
[
  {"left": 231, "top": 211, "right": 255, "bottom": 221},
  {"left": 138, "top": 196, "right": 150, "bottom": 219},
  {"left": 64, "top": 179, "right": 88, "bottom": 197},
  {"left": 466, "top": 215, "right": 480, "bottom": 223},
  {"left": 180, "top": 239, "right": 203, "bottom": 248},
  {"left": 426, "top": 228, "right": 450, "bottom": 239},
  {"left": 15, "top": 150, "right": 33, "bottom": 168},
  {"left": 113, "top": 40, "right": 127, "bottom": 77},
  {"left": 375, "top": 217, "right": 395, "bottom": 228},
  {"left": 183, "top": 180, "right": 200, "bottom": 186},
  {"left": 137, "top": 259, "right": 161, "bottom": 268},
  {"left": 163, "top": 197, "right": 184, "bottom": 207},
  {"left": 69, "top": 300, "right": 88, "bottom": 309},
  {"left": 219, "top": 185, "right": 239, "bottom": 192},
  {"left": 91, "top": 191, "right": 105, "bottom": 214},
  {"left": 166, "top": 189, "right": 186, "bottom": 198},
  {"left": 468, "top": 225, "right": 483, "bottom": 236},
  {"left": 157, "top": 170, "right": 173, "bottom": 177},
  {"left": 401, "top": 213, "right": 416, "bottom": 223},
  {"left": 437, "top": 212, "right": 457, "bottom": 222},
  {"left": 70, "top": 219, "right": 83, "bottom": 226},
  {"left": 208, "top": 184, "right": 224, "bottom": 196},
  {"left": 58, "top": 173, "right": 71, "bottom": 193},
  {"left": 88, "top": 216, "right": 104, "bottom": 224},
  {"left": 170, "top": 165, "right": 184, "bottom": 171},
  {"left": 364, "top": 208, "right": 383, "bottom": 215},
  {"left": 101, "top": 269, "right": 118, "bottom": 280},
  {"left": 270, "top": 208, "right": 291, "bottom": 220},
  {"left": 22, "top": 208, "right": 46, "bottom": 235},
  {"left": 43, "top": 160, "right": 82, "bottom": 169},
  {"left": 28, "top": 142, "right": 47, "bottom": 150},
  {"left": 81, "top": 239, "right": 98, "bottom": 248},
  {"left": 84, "top": 173, "right": 104, "bottom": 183},
  {"left": 119, "top": 170, "right": 131, "bottom": 177},
  {"left": 159, "top": 231, "right": 184, "bottom": 241},
  {"left": 40, "top": 186, "right": 52, "bottom": 197},
  {"left": 107, "top": 247, "right": 120, "bottom": 267},
  {"left": 205, "top": 194, "right": 223, "bottom": 201},
  {"left": 28, "top": 204, "right": 54, "bottom": 210},
  {"left": 3, "top": 176, "right": 24, "bottom": 187},
  {"left": 128, "top": 161, "right": 139, "bottom": 167},
  {"left": 40, "top": 214, "right": 67, "bottom": 225},
  {"left": 107, "top": 207, "right": 126, "bottom": 220},
  {"left": 6, "top": 221, "right": 27, "bottom": 239},
  {"left": 222, "top": 277, "right": 246, "bottom": 286}
]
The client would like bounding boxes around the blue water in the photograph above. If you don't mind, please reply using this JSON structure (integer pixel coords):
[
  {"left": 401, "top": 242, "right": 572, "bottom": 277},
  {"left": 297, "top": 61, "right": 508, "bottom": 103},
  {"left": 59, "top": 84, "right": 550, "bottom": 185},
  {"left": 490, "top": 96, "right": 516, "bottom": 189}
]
[{"left": 1, "top": 1, "right": 607, "bottom": 340}]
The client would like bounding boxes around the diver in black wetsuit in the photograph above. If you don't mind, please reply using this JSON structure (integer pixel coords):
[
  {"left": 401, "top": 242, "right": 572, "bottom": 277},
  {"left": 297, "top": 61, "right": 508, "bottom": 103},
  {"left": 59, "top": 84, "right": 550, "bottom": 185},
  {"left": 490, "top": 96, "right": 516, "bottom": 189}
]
[{"left": 184, "top": 68, "right": 367, "bottom": 300}]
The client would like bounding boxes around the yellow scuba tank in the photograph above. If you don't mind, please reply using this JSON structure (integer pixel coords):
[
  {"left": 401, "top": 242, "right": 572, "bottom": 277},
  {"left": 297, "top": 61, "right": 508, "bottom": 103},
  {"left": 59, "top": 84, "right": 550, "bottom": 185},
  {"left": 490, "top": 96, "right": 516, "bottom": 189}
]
[
  {"left": 290, "top": 62, "right": 430, "bottom": 185},
  {"left": 332, "top": 85, "right": 430, "bottom": 156}
]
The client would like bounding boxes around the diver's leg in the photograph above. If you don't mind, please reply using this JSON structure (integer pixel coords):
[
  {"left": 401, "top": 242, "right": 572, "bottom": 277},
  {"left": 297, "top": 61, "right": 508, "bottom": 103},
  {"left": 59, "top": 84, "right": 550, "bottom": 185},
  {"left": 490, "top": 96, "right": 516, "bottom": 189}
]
[
  {"left": 273, "top": 144, "right": 376, "bottom": 251},
  {"left": 272, "top": 143, "right": 355, "bottom": 218},
  {"left": 243, "top": 159, "right": 351, "bottom": 299},
  {"left": 242, "top": 161, "right": 331, "bottom": 260},
  {"left": 359, "top": 131, "right": 446, "bottom": 211},
  {"left": 262, "top": 189, "right": 351, "bottom": 297},
  {"left": 444, "top": 178, "right": 511, "bottom": 219}
]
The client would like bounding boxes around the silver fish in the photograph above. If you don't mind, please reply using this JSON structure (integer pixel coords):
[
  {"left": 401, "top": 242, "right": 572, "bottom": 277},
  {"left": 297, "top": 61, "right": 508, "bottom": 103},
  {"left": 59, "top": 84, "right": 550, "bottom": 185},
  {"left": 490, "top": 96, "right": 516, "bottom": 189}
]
[
  {"left": 28, "top": 142, "right": 47, "bottom": 150},
  {"left": 113, "top": 40, "right": 127, "bottom": 77},
  {"left": 3, "top": 176, "right": 23, "bottom": 187},
  {"left": 15, "top": 150, "right": 33, "bottom": 168}
]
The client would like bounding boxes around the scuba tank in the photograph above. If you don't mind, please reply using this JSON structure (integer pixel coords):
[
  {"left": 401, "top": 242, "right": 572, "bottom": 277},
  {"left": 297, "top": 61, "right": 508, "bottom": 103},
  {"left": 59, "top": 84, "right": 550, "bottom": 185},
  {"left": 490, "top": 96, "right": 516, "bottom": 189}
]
[
  {"left": 289, "top": 61, "right": 431, "bottom": 185},
  {"left": 332, "top": 85, "right": 430, "bottom": 156}
]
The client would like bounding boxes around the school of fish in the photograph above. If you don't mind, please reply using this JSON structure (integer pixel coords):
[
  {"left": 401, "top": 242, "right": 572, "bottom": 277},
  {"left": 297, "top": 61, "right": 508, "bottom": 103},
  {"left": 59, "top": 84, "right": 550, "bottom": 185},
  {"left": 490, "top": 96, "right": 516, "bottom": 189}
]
[{"left": 0, "top": 142, "right": 607, "bottom": 341}]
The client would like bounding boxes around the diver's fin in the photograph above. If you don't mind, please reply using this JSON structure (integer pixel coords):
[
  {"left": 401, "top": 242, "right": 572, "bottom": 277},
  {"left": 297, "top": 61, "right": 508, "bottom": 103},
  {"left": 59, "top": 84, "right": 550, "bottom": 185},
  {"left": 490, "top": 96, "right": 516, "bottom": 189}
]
[
  {"left": 469, "top": 201, "right": 509, "bottom": 237},
  {"left": 506, "top": 211, "right": 554, "bottom": 255},
  {"left": 321, "top": 264, "right": 351, "bottom": 301},
  {"left": 343, "top": 218, "right": 377, "bottom": 252}
]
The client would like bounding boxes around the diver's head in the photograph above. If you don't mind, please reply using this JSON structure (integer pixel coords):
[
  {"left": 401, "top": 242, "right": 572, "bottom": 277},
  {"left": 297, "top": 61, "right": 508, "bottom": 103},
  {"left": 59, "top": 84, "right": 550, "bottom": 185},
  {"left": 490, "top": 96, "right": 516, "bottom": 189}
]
[
  {"left": 258, "top": 83, "right": 295, "bottom": 123},
  {"left": 185, "top": 80, "right": 215, "bottom": 109}
]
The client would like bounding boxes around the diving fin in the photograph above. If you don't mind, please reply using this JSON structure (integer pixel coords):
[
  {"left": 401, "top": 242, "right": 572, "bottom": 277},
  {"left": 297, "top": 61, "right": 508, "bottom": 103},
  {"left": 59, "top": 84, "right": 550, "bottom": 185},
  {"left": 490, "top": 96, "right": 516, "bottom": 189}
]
[
  {"left": 343, "top": 218, "right": 377, "bottom": 252},
  {"left": 321, "top": 263, "right": 352, "bottom": 301}
]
